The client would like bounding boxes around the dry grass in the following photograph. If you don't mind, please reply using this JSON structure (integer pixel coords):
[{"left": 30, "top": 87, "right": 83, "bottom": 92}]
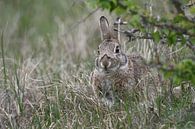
[{"left": 0, "top": 1, "right": 195, "bottom": 129}]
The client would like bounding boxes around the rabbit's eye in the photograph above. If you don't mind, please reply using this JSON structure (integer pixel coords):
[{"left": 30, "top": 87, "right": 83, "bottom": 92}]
[
  {"left": 97, "top": 50, "right": 100, "bottom": 54},
  {"left": 115, "top": 46, "right": 120, "bottom": 53},
  {"left": 97, "top": 46, "right": 100, "bottom": 54}
]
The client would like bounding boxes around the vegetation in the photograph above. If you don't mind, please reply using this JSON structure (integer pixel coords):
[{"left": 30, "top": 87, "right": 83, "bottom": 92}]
[
  {"left": 88, "top": 0, "right": 195, "bottom": 86},
  {"left": 0, "top": 0, "right": 195, "bottom": 129}
]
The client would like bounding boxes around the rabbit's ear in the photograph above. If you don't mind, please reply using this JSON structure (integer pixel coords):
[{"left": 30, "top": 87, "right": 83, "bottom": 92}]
[{"left": 99, "top": 16, "right": 110, "bottom": 40}]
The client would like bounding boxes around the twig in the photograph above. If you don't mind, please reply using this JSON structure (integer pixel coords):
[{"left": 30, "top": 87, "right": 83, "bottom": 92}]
[
  {"left": 115, "top": 27, "right": 195, "bottom": 53},
  {"left": 186, "top": 40, "right": 195, "bottom": 54},
  {"left": 151, "top": 22, "right": 195, "bottom": 37},
  {"left": 128, "top": 7, "right": 195, "bottom": 36}
]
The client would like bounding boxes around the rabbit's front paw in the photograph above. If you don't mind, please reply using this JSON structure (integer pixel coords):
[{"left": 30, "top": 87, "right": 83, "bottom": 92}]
[
  {"left": 101, "top": 92, "right": 114, "bottom": 108},
  {"left": 98, "top": 79, "right": 115, "bottom": 107}
]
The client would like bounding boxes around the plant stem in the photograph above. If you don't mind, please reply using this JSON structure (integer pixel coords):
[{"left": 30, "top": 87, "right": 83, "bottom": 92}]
[{"left": 1, "top": 30, "right": 7, "bottom": 86}]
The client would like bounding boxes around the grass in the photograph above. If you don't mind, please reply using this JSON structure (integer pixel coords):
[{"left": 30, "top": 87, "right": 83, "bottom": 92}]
[
  {"left": 1, "top": 30, "right": 7, "bottom": 86},
  {"left": 0, "top": 1, "right": 195, "bottom": 129}
]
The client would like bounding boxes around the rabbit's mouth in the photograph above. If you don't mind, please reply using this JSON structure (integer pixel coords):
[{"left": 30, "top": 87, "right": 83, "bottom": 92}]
[
  {"left": 99, "top": 66, "right": 120, "bottom": 75},
  {"left": 95, "top": 60, "right": 120, "bottom": 74},
  {"left": 95, "top": 56, "right": 121, "bottom": 75}
]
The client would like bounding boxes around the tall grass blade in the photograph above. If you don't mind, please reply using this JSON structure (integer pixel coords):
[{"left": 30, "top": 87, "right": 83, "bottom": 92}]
[{"left": 1, "top": 29, "right": 7, "bottom": 87}]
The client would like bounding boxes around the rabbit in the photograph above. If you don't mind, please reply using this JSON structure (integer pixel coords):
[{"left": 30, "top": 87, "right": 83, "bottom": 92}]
[{"left": 90, "top": 16, "right": 158, "bottom": 107}]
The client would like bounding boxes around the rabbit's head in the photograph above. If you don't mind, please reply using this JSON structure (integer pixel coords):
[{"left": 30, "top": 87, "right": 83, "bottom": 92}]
[{"left": 95, "top": 16, "right": 128, "bottom": 74}]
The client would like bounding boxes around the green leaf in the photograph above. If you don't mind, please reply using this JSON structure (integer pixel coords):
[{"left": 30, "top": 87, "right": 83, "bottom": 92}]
[
  {"left": 174, "top": 60, "right": 195, "bottom": 85},
  {"left": 130, "top": 14, "right": 141, "bottom": 27},
  {"left": 191, "top": 37, "right": 195, "bottom": 45},
  {"left": 167, "top": 31, "right": 177, "bottom": 45},
  {"left": 114, "top": 6, "right": 126, "bottom": 15},
  {"left": 189, "top": 6, "right": 195, "bottom": 15},
  {"left": 162, "top": 59, "right": 195, "bottom": 86},
  {"left": 152, "top": 31, "right": 161, "bottom": 43},
  {"left": 124, "top": 0, "right": 136, "bottom": 10},
  {"left": 112, "top": 0, "right": 117, "bottom": 5},
  {"left": 99, "top": 1, "right": 111, "bottom": 10},
  {"left": 173, "top": 14, "right": 186, "bottom": 23}
]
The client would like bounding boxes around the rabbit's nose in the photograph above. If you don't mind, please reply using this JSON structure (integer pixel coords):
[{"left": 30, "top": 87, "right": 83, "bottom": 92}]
[{"left": 101, "top": 54, "right": 111, "bottom": 69}]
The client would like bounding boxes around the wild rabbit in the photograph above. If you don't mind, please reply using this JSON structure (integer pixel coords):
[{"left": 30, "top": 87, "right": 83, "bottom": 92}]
[{"left": 90, "top": 16, "right": 158, "bottom": 107}]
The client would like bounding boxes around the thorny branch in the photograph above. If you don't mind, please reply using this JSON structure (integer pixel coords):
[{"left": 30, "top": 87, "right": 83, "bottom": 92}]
[
  {"left": 114, "top": 27, "right": 195, "bottom": 53},
  {"left": 125, "top": 1, "right": 195, "bottom": 36},
  {"left": 114, "top": 1, "right": 195, "bottom": 53},
  {"left": 145, "top": 20, "right": 195, "bottom": 37},
  {"left": 113, "top": 12, "right": 195, "bottom": 72}
]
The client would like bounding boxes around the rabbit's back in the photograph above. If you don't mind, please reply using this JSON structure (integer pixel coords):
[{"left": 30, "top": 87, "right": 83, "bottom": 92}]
[{"left": 114, "top": 54, "right": 149, "bottom": 91}]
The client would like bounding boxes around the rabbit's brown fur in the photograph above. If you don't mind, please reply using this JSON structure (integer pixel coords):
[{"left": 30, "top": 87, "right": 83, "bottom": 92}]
[{"left": 91, "top": 16, "right": 158, "bottom": 106}]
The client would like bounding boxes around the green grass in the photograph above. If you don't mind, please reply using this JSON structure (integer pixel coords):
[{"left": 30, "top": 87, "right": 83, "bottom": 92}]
[{"left": 0, "top": 0, "right": 195, "bottom": 129}]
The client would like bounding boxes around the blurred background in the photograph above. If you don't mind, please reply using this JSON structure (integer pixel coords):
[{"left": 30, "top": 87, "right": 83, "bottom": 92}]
[
  {"left": 0, "top": 0, "right": 180, "bottom": 61},
  {"left": 0, "top": 0, "right": 102, "bottom": 60},
  {"left": 0, "top": 0, "right": 190, "bottom": 59}
]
